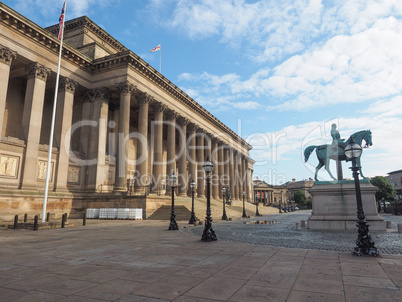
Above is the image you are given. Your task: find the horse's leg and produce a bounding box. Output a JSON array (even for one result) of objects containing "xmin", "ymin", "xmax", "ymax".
[
  {"xmin": 356, "ymin": 158, "xmax": 368, "ymax": 179},
  {"xmin": 325, "ymin": 158, "xmax": 337, "ymax": 181},
  {"xmin": 315, "ymin": 161, "xmax": 324, "ymax": 181}
]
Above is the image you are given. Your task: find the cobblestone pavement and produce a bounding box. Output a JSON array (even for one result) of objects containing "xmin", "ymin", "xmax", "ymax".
[{"xmin": 182, "ymin": 210, "xmax": 402, "ymax": 255}]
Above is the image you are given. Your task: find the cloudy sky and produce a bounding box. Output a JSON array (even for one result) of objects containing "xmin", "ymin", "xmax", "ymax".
[{"xmin": 4, "ymin": 0, "xmax": 402, "ymax": 184}]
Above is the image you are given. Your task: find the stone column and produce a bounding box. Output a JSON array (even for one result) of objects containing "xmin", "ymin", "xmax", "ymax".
[
  {"xmin": 217, "ymin": 142, "xmax": 224, "ymax": 199},
  {"xmin": 238, "ymin": 154, "xmax": 244, "ymax": 198},
  {"xmin": 165, "ymin": 110, "xmax": 177, "ymax": 194},
  {"xmin": 230, "ymin": 148, "xmax": 235, "ymax": 200},
  {"xmin": 20, "ymin": 63, "xmax": 51, "ymax": 189},
  {"xmin": 196, "ymin": 130, "xmax": 205, "ymax": 198},
  {"xmin": 53, "ymin": 78, "xmax": 77, "ymax": 191},
  {"xmin": 224, "ymin": 147, "xmax": 230, "ymax": 198},
  {"xmin": 87, "ymin": 87, "xmax": 110, "ymax": 191},
  {"xmin": 151, "ymin": 101, "xmax": 166, "ymax": 193},
  {"xmin": 136, "ymin": 93, "xmax": 151, "ymax": 188},
  {"xmin": 114, "ymin": 81, "xmax": 135, "ymax": 191},
  {"xmin": 177, "ymin": 117, "xmax": 189, "ymax": 196},
  {"xmin": 211, "ymin": 137, "xmax": 219, "ymax": 200},
  {"xmin": 187, "ymin": 123, "xmax": 198, "ymax": 195},
  {"xmin": 0, "ymin": 46, "xmax": 17, "ymax": 138},
  {"xmin": 244, "ymin": 157, "xmax": 250, "ymax": 202}
]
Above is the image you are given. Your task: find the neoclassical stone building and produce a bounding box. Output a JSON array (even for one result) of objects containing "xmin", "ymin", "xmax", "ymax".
[{"xmin": 0, "ymin": 3, "xmax": 253, "ymax": 219}]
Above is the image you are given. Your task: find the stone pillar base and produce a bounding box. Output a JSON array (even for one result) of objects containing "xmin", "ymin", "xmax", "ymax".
[{"xmin": 308, "ymin": 181, "xmax": 385, "ymax": 231}]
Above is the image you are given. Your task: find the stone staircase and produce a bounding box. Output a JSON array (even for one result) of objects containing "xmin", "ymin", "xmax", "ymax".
[
  {"xmin": 147, "ymin": 205, "xmax": 198, "ymax": 221},
  {"xmin": 148, "ymin": 196, "xmax": 278, "ymax": 221}
]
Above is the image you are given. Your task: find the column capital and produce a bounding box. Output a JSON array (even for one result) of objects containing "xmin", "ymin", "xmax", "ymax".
[
  {"xmin": 25, "ymin": 62, "xmax": 51, "ymax": 81},
  {"xmin": 165, "ymin": 109, "xmax": 178, "ymax": 121},
  {"xmin": 137, "ymin": 92, "xmax": 153, "ymax": 106},
  {"xmin": 116, "ymin": 81, "xmax": 136, "ymax": 95},
  {"xmin": 177, "ymin": 116, "xmax": 190, "ymax": 126},
  {"xmin": 211, "ymin": 136, "xmax": 220, "ymax": 145},
  {"xmin": 151, "ymin": 100, "xmax": 167, "ymax": 113},
  {"xmin": 84, "ymin": 87, "xmax": 110, "ymax": 103},
  {"xmin": 59, "ymin": 77, "xmax": 78, "ymax": 94},
  {"xmin": 187, "ymin": 122, "xmax": 199, "ymax": 132},
  {"xmin": 0, "ymin": 46, "xmax": 17, "ymax": 66}
]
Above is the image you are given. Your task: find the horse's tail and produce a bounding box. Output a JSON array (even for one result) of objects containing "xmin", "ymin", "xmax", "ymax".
[{"xmin": 304, "ymin": 146, "xmax": 317, "ymax": 162}]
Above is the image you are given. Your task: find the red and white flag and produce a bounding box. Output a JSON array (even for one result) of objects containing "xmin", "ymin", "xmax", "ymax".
[
  {"xmin": 150, "ymin": 44, "xmax": 161, "ymax": 52},
  {"xmin": 58, "ymin": 1, "xmax": 66, "ymax": 40}
]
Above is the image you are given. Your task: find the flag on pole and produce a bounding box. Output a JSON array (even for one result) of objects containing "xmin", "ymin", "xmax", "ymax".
[
  {"xmin": 150, "ymin": 44, "xmax": 161, "ymax": 52},
  {"xmin": 58, "ymin": 1, "xmax": 66, "ymax": 40}
]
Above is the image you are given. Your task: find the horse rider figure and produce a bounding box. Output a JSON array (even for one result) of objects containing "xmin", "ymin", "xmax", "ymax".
[{"xmin": 331, "ymin": 124, "xmax": 347, "ymax": 156}]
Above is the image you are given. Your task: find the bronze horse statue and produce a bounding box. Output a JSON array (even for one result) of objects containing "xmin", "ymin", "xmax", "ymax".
[{"xmin": 304, "ymin": 130, "xmax": 372, "ymax": 181}]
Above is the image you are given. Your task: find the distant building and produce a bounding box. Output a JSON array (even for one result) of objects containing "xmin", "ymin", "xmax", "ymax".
[
  {"xmin": 286, "ymin": 178, "xmax": 315, "ymax": 201},
  {"xmin": 386, "ymin": 170, "xmax": 402, "ymax": 199},
  {"xmin": 253, "ymin": 178, "xmax": 314, "ymax": 205}
]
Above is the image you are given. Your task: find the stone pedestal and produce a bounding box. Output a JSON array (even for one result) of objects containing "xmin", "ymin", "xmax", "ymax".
[{"xmin": 308, "ymin": 181, "xmax": 385, "ymax": 231}]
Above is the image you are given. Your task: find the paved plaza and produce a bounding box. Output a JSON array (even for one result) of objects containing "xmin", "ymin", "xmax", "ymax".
[{"xmin": 0, "ymin": 211, "xmax": 401, "ymax": 301}]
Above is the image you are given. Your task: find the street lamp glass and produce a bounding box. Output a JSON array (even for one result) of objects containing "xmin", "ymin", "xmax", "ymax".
[
  {"xmin": 190, "ymin": 180, "xmax": 196, "ymax": 189},
  {"xmin": 222, "ymin": 187, "xmax": 226, "ymax": 193},
  {"xmin": 345, "ymin": 138, "xmax": 363, "ymax": 160},
  {"xmin": 202, "ymin": 156, "xmax": 214, "ymax": 173},
  {"xmin": 242, "ymin": 191, "xmax": 245, "ymax": 196},
  {"xmin": 170, "ymin": 171, "xmax": 177, "ymax": 186}
]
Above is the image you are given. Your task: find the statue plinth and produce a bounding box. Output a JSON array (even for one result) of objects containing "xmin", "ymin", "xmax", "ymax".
[{"xmin": 308, "ymin": 181, "xmax": 385, "ymax": 231}]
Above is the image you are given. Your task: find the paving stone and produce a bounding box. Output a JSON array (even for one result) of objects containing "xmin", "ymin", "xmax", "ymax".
[
  {"xmin": 286, "ymin": 290, "xmax": 345, "ymax": 302},
  {"xmin": 344, "ymin": 285, "xmax": 402, "ymax": 302},
  {"xmin": 229, "ymin": 285, "xmax": 290, "ymax": 302}
]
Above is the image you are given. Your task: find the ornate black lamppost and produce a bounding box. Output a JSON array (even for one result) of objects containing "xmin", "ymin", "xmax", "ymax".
[
  {"xmin": 222, "ymin": 187, "xmax": 227, "ymax": 220},
  {"xmin": 255, "ymin": 193, "xmax": 260, "ymax": 217},
  {"xmin": 168, "ymin": 171, "xmax": 178, "ymax": 230},
  {"xmin": 345, "ymin": 137, "xmax": 379, "ymax": 256},
  {"xmin": 201, "ymin": 157, "xmax": 217, "ymax": 241},
  {"xmin": 242, "ymin": 191, "xmax": 247, "ymax": 218},
  {"xmin": 189, "ymin": 180, "xmax": 197, "ymax": 224}
]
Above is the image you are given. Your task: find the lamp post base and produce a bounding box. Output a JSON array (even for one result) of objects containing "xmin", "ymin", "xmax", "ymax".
[
  {"xmin": 352, "ymin": 220, "xmax": 379, "ymax": 256},
  {"xmin": 201, "ymin": 219, "xmax": 217, "ymax": 241},
  {"xmin": 168, "ymin": 213, "xmax": 178, "ymax": 230},
  {"xmin": 188, "ymin": 212, "xmax": 196, "ymax": 224},
  {"xmin": 222, "ymin": 212, "xmax": 227, "ymax": 220}
]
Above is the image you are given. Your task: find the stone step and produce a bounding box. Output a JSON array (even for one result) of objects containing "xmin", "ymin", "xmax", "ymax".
[{"xmin": 147, "ymin": 205, "xmax": 199, "ymax": 221}]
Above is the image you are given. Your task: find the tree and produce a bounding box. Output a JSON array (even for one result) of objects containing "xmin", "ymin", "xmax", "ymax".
[
  {"xmin": 293, "ymin": 190, "xmax": 307, "ymax": 206},
  {"xmin": 370, "ymin": 176, "xmax": 396, "ymax": 201}
]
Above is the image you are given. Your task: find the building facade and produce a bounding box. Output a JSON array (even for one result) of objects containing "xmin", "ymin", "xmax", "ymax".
[
  {"xmin": 386, "ymin": 170, "xmax": 402, "ymax": 199},
  {"xmin": 253, "ymin": 178, "xmax": 314, "ymax": 206},
  {"xmin": 0, "ymin": 3, "xmax": 253, "ymax": 219}
]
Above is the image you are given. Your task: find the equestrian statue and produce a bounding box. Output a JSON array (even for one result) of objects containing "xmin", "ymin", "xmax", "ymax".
[{"xmin": 304, "ymin": 125, "xmax": 372, "ymax": 181}]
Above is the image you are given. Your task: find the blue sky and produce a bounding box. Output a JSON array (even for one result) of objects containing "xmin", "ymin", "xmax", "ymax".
[{"xmin": 4, "ymin": 0, "xmax": 402, "ymax": 184}]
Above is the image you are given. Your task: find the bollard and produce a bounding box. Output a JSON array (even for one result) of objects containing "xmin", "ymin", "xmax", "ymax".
[
  {"xmin": 398, "ymin": 224, "xmax": 402, "ymax": 233},
  {"xmin": 34, "ymin": 215, "xmax": 39, "ymax": 231},
  {"xmin": 24, "ymin": 213, "xmax": 28, "ymax": 222},
  {"xmin": 46, "ymin": 212, "xmax": 50, "ymax": 222},
  {"xmin": 296, "ymin": 222, "xmax": 301, "ymax": 231},
  {"xmin": 61, "ymin": 213, "xmax": 66, "ymax": 228},
  {"xmin": 301, "ymin": 220, "xmax": 306, "ymax": 228},
  {"xmin": 386, "ymin": 221, "xmax": 392, "ymax": 229},
  {"xmin": 83, "ymin": 211, "xmax": 87, "ymax": 226},
  {"xmin": 13, "ymin": 215, "xmax": 18, "ymax": 230}
]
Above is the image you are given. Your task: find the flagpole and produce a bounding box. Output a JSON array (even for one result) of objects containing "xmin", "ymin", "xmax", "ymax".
[
  {"xmin": 159, "ymin": 44, "xmax": 161, "ymax": 73},
  {"xmin": 42, "ymin": 0, "xmax": 67, "ymax": 222}
]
